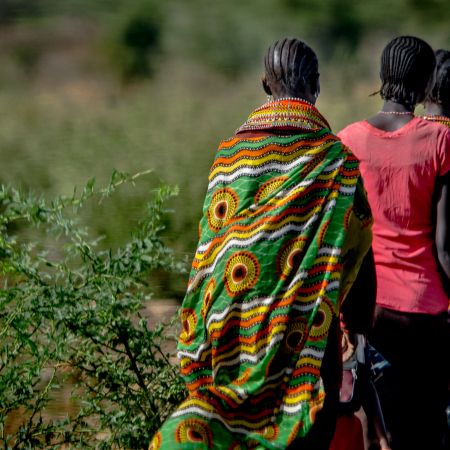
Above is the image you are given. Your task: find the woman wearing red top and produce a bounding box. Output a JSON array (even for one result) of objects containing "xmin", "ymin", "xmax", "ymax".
[{"xmin": 338, "ymin": 36, "xmax": 450, "ymax": 450}]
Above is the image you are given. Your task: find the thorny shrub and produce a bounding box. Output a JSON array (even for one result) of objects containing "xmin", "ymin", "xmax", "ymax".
[{"xmin": 0, "ymin": 171, "xmax": 187, "ymax": 449}]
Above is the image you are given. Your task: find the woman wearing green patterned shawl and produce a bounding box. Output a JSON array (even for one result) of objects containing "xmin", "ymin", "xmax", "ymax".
[{"xmin": 149, "ymin": 38, "xmax": 375, "ymax": 450}]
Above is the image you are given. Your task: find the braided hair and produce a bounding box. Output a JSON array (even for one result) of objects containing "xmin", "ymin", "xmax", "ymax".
[
  {"xmin": 379, "ymin": 36, "xmax": 436, "ymax": 107},
  {"xmin": 264, "ymin": 38, "xmax": 318, "ymax": 97},
  {"xmin": 427, "ymin": 49, "xmax": 450, "ymax": 108}
]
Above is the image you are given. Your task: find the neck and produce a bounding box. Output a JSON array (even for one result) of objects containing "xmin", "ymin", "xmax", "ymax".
[
  {"xmin": 271, "ymin": 96, "xmax": 315, "ymax": 106},
  {"xmin": 272, "ymin": 91, "xmax": 316, "ymax": 106},
  {"xmin": 380, "ymin": 100, "xmax": 415, "ymax": 113},
  {"xmin": 368, "ymin": 99, "xmax": 415, "ymax": 132},
  {"xmin": 424, "ymin": 102, "xmax": 450, "ymax": 118}
]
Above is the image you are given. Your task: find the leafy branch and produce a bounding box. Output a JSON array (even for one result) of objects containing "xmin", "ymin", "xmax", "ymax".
[{"xmin": 0, "ymin": 171, "xmax": 187, "ymax": 449}]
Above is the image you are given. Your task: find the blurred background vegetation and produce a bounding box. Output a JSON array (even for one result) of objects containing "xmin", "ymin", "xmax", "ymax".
[{"xmin": 0, "ymin": 0, "xmax": 448, "ymax": 298}]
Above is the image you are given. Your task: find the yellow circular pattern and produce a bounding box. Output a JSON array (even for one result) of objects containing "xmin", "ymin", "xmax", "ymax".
[
  {"xmin": 207, "ymin": 188, "xmax": 239, "ymax": 232},
  {"xmin": 224, "ymin": 251, "xmax": 260, "ymax": 297},
  {"xmin": 201, "ymin": 277, "xmax": 216, "ymax": 320},
  {"xmin": 277, "ymin": 237, "xmax": 307, "ymax": 279},
  {"xmin": 175, "ymin": 419, "xmax": 213, "ymax": 448},
  {"xmin": 309, "ymin": 390, "xmax": 326, "ymax": 423},
  {"xmin": 254, "ymin": 176, "xmax": 288, "ymax": 203},
  {"xmin": 283, "ymin": 318, "xmax": 307, "ymax": 354},
  {"xmin": 179, "ymin": 308, "xmax": 197, "ymax": 345},
  {"xmin": 148, "ymin": 431, "xmax": 162, "ymax": 450},
  {"xmin": 258, "ymin": 423, "xmax": 279, "ymax": 441},
  {"xmin": 309, "ymin": 298, "xmax": 334, "ymax": 341}
]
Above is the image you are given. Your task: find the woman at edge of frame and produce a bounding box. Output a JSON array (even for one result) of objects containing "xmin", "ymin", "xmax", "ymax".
[
  {"xmin": 423, "ymin": 46, "xmax": 450, "ymax": 450},
  {"xmin": 338, "ymin": 36, "xmax": 450, "ymax": 450},
  {"xmin": 424, "ymin": 49, "xmax": 450, "ymax": 128}
]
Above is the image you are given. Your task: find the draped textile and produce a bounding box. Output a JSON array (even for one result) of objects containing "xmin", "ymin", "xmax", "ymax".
[{"xmin": 149, "ymin": 99, "xmax": 372, "ymax": 449}]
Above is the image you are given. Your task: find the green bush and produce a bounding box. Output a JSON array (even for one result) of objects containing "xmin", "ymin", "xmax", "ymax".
[
  {"xmin": 103, "ymin": 0, "xmax": 164, "ymax": 81},
  {"xmin": 0, "ymin": 0, "xmax": 43, "ymax": 23},
  {"xmin": 0, "ymin": 171, "xmax": 187, "ymax": 449}
]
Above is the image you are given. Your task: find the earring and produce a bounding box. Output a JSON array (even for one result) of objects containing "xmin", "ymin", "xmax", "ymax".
[{"xmin": 267, "ymin": 94, "xmax": 273, "ymax": 103}]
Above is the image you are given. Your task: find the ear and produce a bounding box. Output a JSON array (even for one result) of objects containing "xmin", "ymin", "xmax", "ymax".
[{"xmin": 262, "ymin": 77, "xmax": 272, "ymax": 95}]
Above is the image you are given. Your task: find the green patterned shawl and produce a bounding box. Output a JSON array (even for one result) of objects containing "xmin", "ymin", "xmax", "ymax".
[{"xmin": 150, "ymin": 99, "xmax": 372, "ymax": 450}]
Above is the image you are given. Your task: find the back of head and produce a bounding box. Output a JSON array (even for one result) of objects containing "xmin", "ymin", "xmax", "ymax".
[
  {"xmin": 427, "ymin": 49, "xmax": 450, "ymax": 109},
  {"xmin": 380, "ymin": 35, "xmax": 436, "ymax": 107},
  {"xmin": 264, "ymin": 38, "xmax": 318, "ymax": 98}
]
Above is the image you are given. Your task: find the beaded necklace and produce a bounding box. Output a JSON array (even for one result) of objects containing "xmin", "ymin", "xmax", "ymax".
[
  {"xmin": 237, "ymin": 97, "xmax": 330, "ymax": 133},
  {"xmin": 377, "ymin": 110, "xmax": 414, "ymax": 116},
  {"xmin": 422, "ymin": 114, "xmax": 450, "ymax": 127}
]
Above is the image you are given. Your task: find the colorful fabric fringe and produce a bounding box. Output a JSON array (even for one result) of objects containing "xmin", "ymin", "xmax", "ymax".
[
  {"xmin": 150, "ymin": 99, "xmax": 372, "ymax": 449},
  {"xmin": 422, "ymin": 114, "xmax": 450, "ymax": 127}
]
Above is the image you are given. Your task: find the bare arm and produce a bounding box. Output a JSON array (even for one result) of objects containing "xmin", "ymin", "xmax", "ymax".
[{"xmin": 435, "ymin": 171, "xmax": 450, "ymax": 295}]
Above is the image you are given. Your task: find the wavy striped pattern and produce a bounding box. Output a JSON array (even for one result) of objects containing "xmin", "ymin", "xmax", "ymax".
[{"xmin": 150, "ymin": 99, "xmax": 372, "ymax": 450}]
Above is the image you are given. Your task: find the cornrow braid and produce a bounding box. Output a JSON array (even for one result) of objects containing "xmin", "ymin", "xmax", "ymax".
[
  {"xmin": 264, "ymin": 38, "xmax": 318, "ymax": 96},
  {"xmin": 380, "ymin": 36, "xmax": 436, "ymax": 107},
  {"xmin": 428, "ymin": 49, "xmax": 450, "ymax": 108}
]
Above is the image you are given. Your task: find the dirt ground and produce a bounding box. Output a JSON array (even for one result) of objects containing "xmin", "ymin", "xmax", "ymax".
[{"xmin": 142, "ymin": 298, "xmax": 180, "ymax": 330}]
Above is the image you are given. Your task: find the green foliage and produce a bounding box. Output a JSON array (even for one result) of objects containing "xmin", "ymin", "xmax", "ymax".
[
  {"xmin": 0, "ymin": 0, "xmax": 447, "ymax": 299},
  {"xmin": 0, "ymin": 171, "xmax": 187, "ymax": 449},
  {"xmin": 177, "ymin": 1, "xmax": 260, "ymax": 77},
  {"xmin": 280, "ymin": 0, "xmax": 449, "ymax": 56},
  {"xmin": 10, "ymin": 45, "xmax": 41, "ymax": 77},
  {"xmin": 102, "ymin": 0, "xmax": 164, "ymax": 81},
  {"xmin": 0, "ymin": 0, "xmax": 43, "ymax": 23}
]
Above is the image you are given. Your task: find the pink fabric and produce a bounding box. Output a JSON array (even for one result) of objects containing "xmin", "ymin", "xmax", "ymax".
[{"xmin": 338, "ymin": 117, "xmax": 450, "ymax": 314}]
